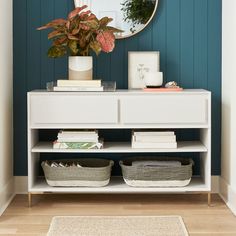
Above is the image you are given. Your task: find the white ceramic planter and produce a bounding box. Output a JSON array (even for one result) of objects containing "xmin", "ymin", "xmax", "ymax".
[
  {"xmin": 144, "ymin": 72, "xmax": 163, "ymax": 88},
  {"xmin": 68, "ymin": 56, "xmax": 93, "ymax": 80}
]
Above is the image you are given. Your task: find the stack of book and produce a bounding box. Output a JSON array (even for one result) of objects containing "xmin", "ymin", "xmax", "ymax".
[
  {"xmin": 53, "ymin": 130, "xmax": 103, "ymax": 149},
  {"xmin": 53, "ymin": 80, "xmax": 103, "ymax": 91},
  {"xmin": 131, "ymin": 131, "xmax": 177, "ymax": 149}
]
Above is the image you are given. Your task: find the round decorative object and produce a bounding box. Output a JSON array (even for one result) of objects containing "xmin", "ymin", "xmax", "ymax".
[
  {"xmin": 74, "ymin": 0, "xmax": 159, "ymax": 39},
  {"xmin": 165, "ymin": 81, "xmax": 178, "ymax": 88},
  {"xmin": 68, "ymin": 56, "xmax": 93, "ymax": 80}
]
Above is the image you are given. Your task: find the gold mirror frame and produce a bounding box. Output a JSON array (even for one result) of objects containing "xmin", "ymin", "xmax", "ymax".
[{"xmin": 74, "ymin": 0, "xmax": 159, "ymax": 39}]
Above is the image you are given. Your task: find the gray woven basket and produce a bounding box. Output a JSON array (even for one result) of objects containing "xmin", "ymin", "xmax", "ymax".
[
  {"xmin": 41, "ymin": 159, "xmax": 114, "ymax": 187},
  {"xmin": 120, "ymin": 157, "xmax": 194, "ymax": 187}
]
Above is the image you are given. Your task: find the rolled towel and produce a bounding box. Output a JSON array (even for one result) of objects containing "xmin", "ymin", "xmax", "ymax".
[{"xmin": 132, "ymin": 160, "xmax": 181, "ymax": 167}]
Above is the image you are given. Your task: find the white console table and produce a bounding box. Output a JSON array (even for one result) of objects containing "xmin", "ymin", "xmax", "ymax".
[{"xmin": 27, "ymin": 89, "xmax": 211, "ymax": 206}]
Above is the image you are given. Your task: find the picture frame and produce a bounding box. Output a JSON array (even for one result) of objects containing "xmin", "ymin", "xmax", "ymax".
[{"xmin": 128, "ymin": 51, "xmax": 160, "ymax": 89}]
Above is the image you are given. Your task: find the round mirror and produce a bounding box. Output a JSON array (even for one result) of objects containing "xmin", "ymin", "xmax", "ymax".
[{"xmin": 74, "ymin": 0, "xmax": 158, "ymax": 39}]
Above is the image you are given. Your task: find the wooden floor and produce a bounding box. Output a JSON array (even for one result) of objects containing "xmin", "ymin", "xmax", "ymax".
[{"xmin": 0, "ymin": 194, "xmax": 236, "ymax": 235}]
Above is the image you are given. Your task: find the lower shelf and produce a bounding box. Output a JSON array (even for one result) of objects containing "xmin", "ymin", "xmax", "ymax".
[{"xmin": 29, "ymin": 176, "xmax": 210, "ymax": 193}]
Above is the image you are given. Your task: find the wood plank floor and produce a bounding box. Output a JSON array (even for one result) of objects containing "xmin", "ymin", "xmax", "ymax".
[{"xmin": 0, "ymin": 194, "xmax": 236, "ymax": 235}]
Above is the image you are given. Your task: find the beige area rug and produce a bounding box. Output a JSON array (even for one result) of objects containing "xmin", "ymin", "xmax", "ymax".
[{"xmin": 47, "ymin": 216, "xmax": 189, "ymax": 236}]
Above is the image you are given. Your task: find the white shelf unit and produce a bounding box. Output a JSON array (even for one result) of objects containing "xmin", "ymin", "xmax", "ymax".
[
  {"xmin": 27, "ymin": 90, "xmax": 211, "ymax": 202},
  {"xmin": 31, "ymin": 177, "xmax": 207, "ymax": 193},
  {"xmin": 32, "ymin": 141, "xmax": 207, "ymax": 153}
]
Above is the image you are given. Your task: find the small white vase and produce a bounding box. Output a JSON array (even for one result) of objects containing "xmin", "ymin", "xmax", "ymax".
[
  {"xmin": 68, "ymin": 56, "xmax": 93, "ymax": 80},
  {"xmin": 144, "ymin": 72, "xmax": 163, "ymax": 88}
]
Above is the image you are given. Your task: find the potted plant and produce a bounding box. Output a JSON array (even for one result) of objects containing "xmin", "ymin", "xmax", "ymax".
[{"xmin": 38, "ymin": 5, "xmax": 122, "ymax": 80}]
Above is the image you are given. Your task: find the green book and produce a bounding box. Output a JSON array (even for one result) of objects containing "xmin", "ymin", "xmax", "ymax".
[{"xmin": 53, "ymin": 140, "xmax": 103, "ymax": 149}]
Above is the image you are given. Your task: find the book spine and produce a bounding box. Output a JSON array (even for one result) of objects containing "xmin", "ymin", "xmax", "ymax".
[
  {"xmin": 134, "ymin": 135, "xmax": 176, "ymax": 143},
  {"xmin": 53, "ymin": 86, "xmax": 103, "ymax": 91},
  {"xmin": 132, "ymin": 142, "xmax": 177, "ymax": 149},
  {"xmin": 133, "ymin": 131, "xmax": 175, "ymax": 136},
  {"xmin": 132, "ymin": 137, "xmax": 177, "ymax": 149},
  {"xmin": 58, "ymin": 130, "xmax": 98, "ymax": 135},
  {"xmin": 57, "ymin": 80, "xmax": 101, "ymax": 87},
  {"xmin": 58, "ymin": 133, "xmax": 98, "ymax": 138},
  {"xmin": 57, "ymin": 137, "xmax": 98, "ymax": 143}
]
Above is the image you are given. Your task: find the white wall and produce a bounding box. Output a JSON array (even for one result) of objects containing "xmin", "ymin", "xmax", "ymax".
[
  {"xmin": 221, "ymin": 0, "xmax": 236, "ymax": 215},
  {"xmin": 0, "ymin": 0, "xmax": 14, "ymax": 215}
]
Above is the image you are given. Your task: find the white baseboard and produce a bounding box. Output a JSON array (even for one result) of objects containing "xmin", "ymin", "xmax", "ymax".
[
  {"xmin": 14, "ymin": 176, "xmax": 28, "ymax": 194},
  {"xmin": 0, "ymin": 178, "xmax": 15, "ymax": 216},
  {"xmin": 219, "ymin": 177, "xmax": 236, "ymax": 215},
  {"xmin": 15, "ymin": 176, "xmax": 220, "ymax": 194}
]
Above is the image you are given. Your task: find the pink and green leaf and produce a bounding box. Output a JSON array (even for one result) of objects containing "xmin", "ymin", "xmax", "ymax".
[
  {"xmin": 48, "ymin": 46, "xmax": 67, "ymax": 58},
  {"xmin": 53, "ymin": 36, "xmax": 68, "ymax": 46},
  {"xmin": 68, "ymin": 40, "xmax": 79, "ymax": 55},
  {"xmin": 68, "ymin": 5, "xmax": 88, "ymax": 20},
  {"xmin": 96, "ymin": 31, "xmax": 115, "ymax": 53},
  {"xmin": 48, "ymin": 30, "xmax": 64, "ymax": 39},
  {"xmin": 99, "ymin": 17, "xmax": 113, "ymax": 27},
  {"xmin": 90, "ymin": 40, "xmax": 101, "ymax": 55},
  {"xmin": 37, "ymin": 18, "xmax": 66, "ymax": 30}
]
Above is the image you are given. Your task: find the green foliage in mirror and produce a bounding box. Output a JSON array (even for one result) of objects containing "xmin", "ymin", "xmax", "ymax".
[{"xmin": 121, "ymin": 0, "xmax": 156, "ymax": 33}]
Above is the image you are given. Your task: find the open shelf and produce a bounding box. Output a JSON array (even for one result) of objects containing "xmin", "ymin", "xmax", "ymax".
[
  {"xmin": 30, "ymin": 176, "xmax": 209, "ymax": 193},
  {"xmin": 32, "ymin": 141, "xmax": 207, "ymax": 153}
]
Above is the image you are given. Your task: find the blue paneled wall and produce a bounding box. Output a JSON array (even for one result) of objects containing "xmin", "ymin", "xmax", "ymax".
[{"xmin": 13, "ymin": 0, "xmax": 221, "ymax": 175}]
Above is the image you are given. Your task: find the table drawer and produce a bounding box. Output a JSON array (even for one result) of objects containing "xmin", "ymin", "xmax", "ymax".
[
  {"xmin": 120, "ymin": 95, "xmax": 208, "ymax": 125},
  {"xmin": 30, "ymin": 95, "xmax": 118, "ymax": 126}
]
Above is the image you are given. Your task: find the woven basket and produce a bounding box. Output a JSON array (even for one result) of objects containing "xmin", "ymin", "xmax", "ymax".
[
  {"xmin": 120, "ymin": 157, "xmax": 194, "ymax": 187},
  {"xmin": 41, "ymin": 159, "xmax": 114, "ymax": 187}
]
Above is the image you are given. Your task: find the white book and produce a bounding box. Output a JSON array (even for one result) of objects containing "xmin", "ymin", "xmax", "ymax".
[
  {"xmin": 58, "ymin": 134, "xmax": 98, "ymax": 140},
  {"xmin": 53, "ymin": 86, "xmax": 104, "ymax": 92},
  {"xmin": 133, "ymin": 131, "xmax": 175, "ymax": 136},
  {"xmin": 57, "ymin": 80, "xmax": 101, "ymax": 87},
  {"xmin": 57, "ymin": 137, "xmax": 99, "ymax": 142},
  {"xmin": 58, "ymin": 133, "xmax": 98, "ymax": 137},
  {"xmin": 134, "ymin": 135, "xmax": 176, "ymax": 143},
  {"xmin": 58, "ymin": 130, "xmax": 98, "ymax": 135},
  {"xmin": 132, "ymin": 137, "xmax": 177, "ymax": 149},
  {"xmin": 132, "ymin": 142, "xmax": 177, "ymax": 149}
]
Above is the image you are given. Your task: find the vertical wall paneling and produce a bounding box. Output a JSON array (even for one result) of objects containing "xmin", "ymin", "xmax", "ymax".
[
  {"xmin": 54, "ymin": 0, "xmax": 68, "ymax": 80},
  {"xmin": 166, "ymin": 0, "xmax": 181, "ymax": 84},
  {"xmin": 207, "ymin": 0, "xmax": 222, "ymax": 174},
  {"xmin": 110, "ymin": 41, "xmax": 125, "ymax": 88},
  {"xmin": 97, "ymin": 53, "xmax": 111, "ymax": 81},
  {"xmin": 194, "ymin": 0, "xmax": 208, "ymax": 88},
  {"xmin": 13, "ymin": 0, "xmax": 28, "ymax": 176},
  {"xmin": 180, "ymin": 0, "xmax": 194, "ymax": 88},
  {"xmin": 138, "ymin": 23, "xmax": 153, "ymax": 51},
  {"xmin": 13, "ymin": 0, "xmax": 222, "ymax": 175},
  {"xmin": 27, "ymin": 0, "xmax": 41, "ymax": 90},
  {"xmin": 40, "ymin": 0, "xmax": 55, "ymax": 87},
  {"xmin": 152, "ymin": 0, "xmax": 167, "ymax": 83}
]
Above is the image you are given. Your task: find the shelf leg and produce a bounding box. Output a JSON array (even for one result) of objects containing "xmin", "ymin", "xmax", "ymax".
[
  {"xmin": 207, "ymin": 192, "xmax": 211, "ymax": 206},
  {"xmin": 28, "ymin": 193, "xmax": 32, "ymax": 208}
]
